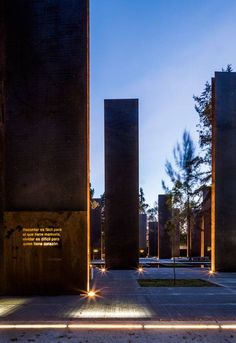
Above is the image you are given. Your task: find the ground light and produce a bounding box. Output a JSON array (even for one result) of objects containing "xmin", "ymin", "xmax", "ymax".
[
  {"xmin": 137, "ymin": 266, "xmax": 144, "ymax": 274},
  {"xmin": 1, "ymin": 323, "xmax": 236, "ymax": 330},
  {"xmin": 100, "ymin": 267, "xmax": 106, "ymax": 274},
  {"xmin": 87, "ymin": 290, "xmax": 96, "ymax": 298},
  {"xmin": 80, "ymin": 288, "xmax": 101, "ymax": 300}
]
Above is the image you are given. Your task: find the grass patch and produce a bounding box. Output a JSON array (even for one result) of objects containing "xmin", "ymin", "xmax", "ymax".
[
  {"xmin": 138, "ymin": 279, "xmax": 217, "ymax": 287},
  {"xmin": 158, "ymin": 263, "xmax": 209, "ymax": 268}
]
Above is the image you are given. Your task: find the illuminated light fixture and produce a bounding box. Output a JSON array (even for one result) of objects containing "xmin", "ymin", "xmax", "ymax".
[
  {"xmin": 221, "ymin": 325, "xmax": 236, "ymax": 329},
  {"xmin": 0, "ymin": 324, "xmax": 67, "ymax": 329},
  {"xmin": 80, "ymin": 287, "xmax": 102, "ymax": 300},
  {"xmin": 137, "ymin": 266, "xmax": 144, "ymax": 273},
  {"xmin": 209, "ymin": 270, "xmax": 214, "ymax": 275},
  {"xmin": 144, "ymin": 324, "xmax": 219, "ymax": 330},
  {"xmin": 139, "ymin": 249, "xmax": 144, "ymax": 254},
  {"xmin": 93, "ymin": 249, "xmax": 99, "ymax": 253},
  {"xmin": 100, "ymin": 267, "xmax": 106, "ymax": 273},
  {"xmin": 0, "ymin": 323, "xmax": 236, "ymax": 330},
  {"xmin": 68, "ymin": 324, "xmax": 143, "ymax": 329},
  {"xmin": 87, "ymin": 290, "xmax": 96, "ymax": 298}
]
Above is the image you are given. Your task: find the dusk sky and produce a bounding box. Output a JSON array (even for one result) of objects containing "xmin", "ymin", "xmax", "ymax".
[{"xmin": 90, "ymin": 0, "xmax": 236, "ymax": 207}]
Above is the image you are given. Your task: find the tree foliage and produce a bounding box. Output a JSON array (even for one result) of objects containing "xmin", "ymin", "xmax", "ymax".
[
  {"xmin": 162, "ymin": 130, "xmax": 202, "ymax": 256},
  {"xmin": 147, "ymin": 202, "xmax": 158, "ymax": 221},
  {"xmin": 193, "ymin": 64, "xmax": 233, "ymax": 184},
  {"xmin": 139, "ymin": 187, "xmax": 149, "ymax": 214}
]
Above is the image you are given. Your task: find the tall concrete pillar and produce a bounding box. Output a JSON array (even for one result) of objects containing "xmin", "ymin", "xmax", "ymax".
[
  {"xmin": 212, "ymin": 72, "xmax": 236, "ymax": 272},
  {"xmin": 148, "ymin": 221, "xmax": 158, "ymax": 257},
  {"xmin": 105, "ymin": 99, "xmax": 139, "ymax": 269},
  {"xmin": 139, "ymin": 213, "xmax": 147, "ymax": 257},
  {"xmin": 0, "ymin": 0, "xmax": 90, "ymax": 294},
  {"xmin": 158, "ymin": 194, "xmax": 172, "ymax": 259}
]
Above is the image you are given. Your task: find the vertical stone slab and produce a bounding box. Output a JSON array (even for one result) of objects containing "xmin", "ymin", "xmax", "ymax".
[
  {"xmin": 158, "ymin": 194, "xmax": 172, "ymax": 259},
  {"xmin": 105, "ymin": 99, "xmax": 139, "ymax": 269},
  {"xmin": 170, "ymin": 209, "xmax": 180, "ymax": 258},
  {"xmin": 0, "ymin": 0, "xmax": 5, "ymax": 283},
  {"xmin": 201, "ymin": 187, "xmax": 211, "ymax": 259},
  {"xmin": 148, "ymin": 221, "xmax": 158, "ymax": 257},
  {"xmin": 171, "ymin": 218, "xmax": 180, "ymax": 258},
  {"xmin": 212, "ymin": 72, "xmax": 236, "ymax": 272},
  {"xmin": 139, "ymin": 213, "xmax": 147, "ymax": 257},
  {"xmin": 0, "ymin": 0, "xmax": 89, "ymax": 294},
  {"xmin": 191, "ymin": 188, "xmax": 211, "ymax": 259},
  {"xmin": 191, "ymin": 211, "xmax": 201, "ymax": 257},
  {"xmin": 90, "ymin": 198, "xmax": 102, "ymax": 260}
]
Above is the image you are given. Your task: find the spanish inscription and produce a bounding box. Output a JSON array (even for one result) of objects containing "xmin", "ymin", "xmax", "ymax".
[{"xmin": 22, "ymin": 228, "xmax": 62, "ymax": 247}]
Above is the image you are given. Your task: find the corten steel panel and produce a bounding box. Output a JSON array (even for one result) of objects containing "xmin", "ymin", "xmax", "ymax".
[
  {"xmin": 148, "ymin": 221, "xmax": 158, "ymax": 257},
  {"xmin": 171, "ymin": 222, "xmax": 180, "ymax": 258},
  {"xmin": 202, "ymin": 187, "xmax": 211, "ymax": 258},
  {"xmin": 0, "ymin": 0, "xmax": 5, "ymax": 283},
  {"xmin": 105, "ymin": 99, "xmax": 139, "ymax": 269},
  {"xmin": 90, "ymin": 198, "xmax": 102, "ymax": 259},
  {"xmin": 212, "ymin": 72, "xmax": 236, "ymax": 272},
  {"xmin": 158, "ymin": 194, "xmax": 172, "ymax": 259},
  {"xmin": 139, "ymin": 213, "xmax": 147, "ymax": 256},
  {"xmin": 4, "ymin": 0, "xmax": 89, "ymax": 211},
  {"xmin": 191, "ymin": 211, "xmax": 201, "ymax": 257},
  {"xmin": 0, "ymin": 0, "xmax": 89, "ymax": 294},
  {"xmin": 1, "ymin": 211, "xmax": 87, "ymax": 295},
  {"xmin": 170, "ymin": 208, "xmax": 180, "ymax": 257}
]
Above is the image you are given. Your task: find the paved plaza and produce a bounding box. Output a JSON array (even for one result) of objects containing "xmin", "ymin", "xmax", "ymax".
[
  {"xmin": 0, "ymin": 267, "xmax": 236, "ymax": 322},
  {"xmin": 0, "ymin": 267, "xmax": 236, "ymax": 341}
]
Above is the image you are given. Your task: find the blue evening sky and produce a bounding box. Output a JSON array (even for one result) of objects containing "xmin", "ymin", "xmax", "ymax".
[{"xmin": 90, "ymin": 0, "xmax": 236, "ymax": 206}]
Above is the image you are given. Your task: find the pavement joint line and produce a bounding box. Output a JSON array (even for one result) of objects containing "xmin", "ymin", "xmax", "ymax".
[{"xmin": 0, "ymin": 322, "xmax": 236, "ymax": 330}]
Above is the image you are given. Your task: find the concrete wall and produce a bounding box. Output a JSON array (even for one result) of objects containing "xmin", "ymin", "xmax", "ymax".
[
  {"xmin": 158, "ymin": 194, "xmax": 172, "ymax": 259},
  {"xmin": 148, "ymin": 221, "xmax": 158, "ymax": 257},
  {"xmin": 212, "ymin": 72, "xmax": 236, "ymax": 272},
  {"xmin": 0, "ymin": 0, "xmax": 89, "ymax": 294},
  {"xmin": 105, "ymin": 99, "xmax": 139, "ymax": 269}
]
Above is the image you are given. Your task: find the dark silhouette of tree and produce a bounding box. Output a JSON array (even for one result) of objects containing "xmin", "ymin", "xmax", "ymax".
[
  {"xmin": 139, "ymin": 187, "xmax": 149, "ymax": 214},
  {"xmin": 90, "ymin": 183, "xmax": 95, "ymax": 200},
  {"xmin": 147, "ymin": 202, "xmax": 158, "ymax": 221},
  {"xmin": 162, "ymin": 130, "xmax": 202, "ymax": 257},
  {"xmin": 193, "ymin": 64, "xmax": 233, "ymax": 184}
]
